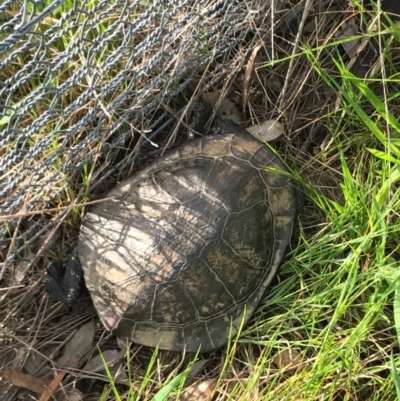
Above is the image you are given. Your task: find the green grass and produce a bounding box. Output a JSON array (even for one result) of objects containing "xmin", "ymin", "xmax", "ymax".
[
  {"xmin": 93, "ymin": 4, "xmax": 400, "ymax": 400},
  {"xmin": 97, "ymin": 75, "xmax": 400, "ymax": 399},
  {"xmin": 1, "ymin": 0, "xmax": 400, "ymax": 400}
]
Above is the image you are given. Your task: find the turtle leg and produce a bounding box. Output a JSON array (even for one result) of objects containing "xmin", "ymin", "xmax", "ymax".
[{"xmin": 43, "ymin": 251, "xmax": 85, "ymax": 304}]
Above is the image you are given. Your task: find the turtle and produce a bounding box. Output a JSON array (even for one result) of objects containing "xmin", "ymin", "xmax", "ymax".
[{"xmin": 44, "ymin": 119, "xmax": 297, "ymax": 352}]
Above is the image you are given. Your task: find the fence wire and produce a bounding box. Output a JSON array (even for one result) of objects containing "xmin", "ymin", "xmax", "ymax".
[{"xmin": 0, "ymin": 0, "xmax": 298, "ymax": 268}]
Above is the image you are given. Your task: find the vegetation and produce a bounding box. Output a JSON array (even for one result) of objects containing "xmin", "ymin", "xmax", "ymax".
[{"xmin": 0, "ymin": 0, "xmax": 399, "ymax": 400}]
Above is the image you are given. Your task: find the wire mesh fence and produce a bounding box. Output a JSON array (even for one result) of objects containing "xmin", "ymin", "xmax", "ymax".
[{"xmin": 0, "ymin": 0, "xmax": 300, "ymax": 269}]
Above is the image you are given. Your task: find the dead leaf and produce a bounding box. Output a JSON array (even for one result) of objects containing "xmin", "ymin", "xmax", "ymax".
[
  {"xmin": 39, "ymin": 371, "xmax": 67, "ymax": 401},
  {"xmin": 110, "ymin": 363, "xmax": 128, "ymax": 382},
  {"xmin": 60, "ymin": 388, "xmax": 85, "ymax": 401},
  {"xmin": 25, "ymin": 347, "xmax": 58, "ymax": 376},
  {"xmin": 243, "ymin": 42, "xmax": 262, "ymax": 112},
  {"xmin": 247, "ymin": 120, "xmax": 284, "ymax": 142},
  {"xmin": 180, "ymin": 378, "xmax": 216, "ymax": 401},
  {"xmin": 336, "ymin": 19, "xmax": 359, "ymax": 59},
  {"xmin": 272, "ymin": 348, "xmax": 302, "ymax": 371},
  {"xmin": 57, "ymin": 320, "xmax": 95, "ymax": 368},
  {"xmin": 186, "ymin": 359, "xmax": 210, "ymax": 384},
  {"xmin": 116, "ymin": 337, "xmax": 129, "ymax": 354},
  {"xmin": 83, "ymin": 349, "xmax": 125, "ymax": 374},
  {"xmin": 203, "ymin": 91, "xmax": 242, "ymax": 123},
  {"xmin": 0, "ymin": 369, "xmax": 51, "ymax": 394}
]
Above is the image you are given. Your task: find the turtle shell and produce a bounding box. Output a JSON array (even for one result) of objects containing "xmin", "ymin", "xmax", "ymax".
[{"xmin": 78, "ymin": 121, "xmax": 296, "ymax": 352}]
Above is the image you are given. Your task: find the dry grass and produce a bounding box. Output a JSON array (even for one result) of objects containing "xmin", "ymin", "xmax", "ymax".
[{"xmin": 1, "ymin": 0, "xmax": 400, "ymax": 400}]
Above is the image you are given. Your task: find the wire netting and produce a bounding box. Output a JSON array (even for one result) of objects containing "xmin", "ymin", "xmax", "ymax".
[{"xmin": 0, "ymin": 0, "xmax": 299, "ymax": 269}]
